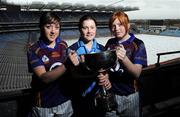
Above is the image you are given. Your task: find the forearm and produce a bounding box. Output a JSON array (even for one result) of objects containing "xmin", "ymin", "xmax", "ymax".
[
  {"xmin": 40, "ymin": 65, "xmax": 66, "ymax": 83},
  {"xmin": 121, "ymin": 57, "xmax": 142, "ymax": 78}
]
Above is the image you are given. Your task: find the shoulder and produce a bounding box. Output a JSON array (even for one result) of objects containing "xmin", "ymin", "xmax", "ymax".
[
  {"xmin": 134, "ymin": 37, "xmax": 144, "ymax": 44},
  {"xmin": 97, "ymin": 43, "xmax": 105, "ymax": 51},
  {"xmin": 133, "ymin": 37, "xmax": 146, "ymax": 49},
  {"xmin": 69, "ymin": 42, "xmax": 79, "ymax": 50},
  {"xmin": 129, "ymin": 33, "xmax": 144, "ymax": 45},
  {"xmin": 106, "ymin": 38, "xmax": 116, "ymax": 45},
  {"xmin": 58, "ymin": 40, "xmax": 68, "ymax": 48},
  {"xmin": 28, "ymin": 41, "xmax": 39, "ymax": 52},
  {"xmin": 105, "ymin": 38, "xmax": 117, "ymax": 50}
]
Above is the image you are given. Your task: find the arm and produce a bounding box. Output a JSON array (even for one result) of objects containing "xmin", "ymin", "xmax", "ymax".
[
  {"xmin": 116, "ymin": 44, "xmax": 142, "ymax": 78},
  {"xmin": 33, "ymin": 64, "xmax": 66, "ymax": 84},
  {"xmin": 121, "ymin": 57, "xmax": 142, "ymax": 78},
  {"xmin": 28, "ymin": 43, "xmax": 67, "ymax": 84}
]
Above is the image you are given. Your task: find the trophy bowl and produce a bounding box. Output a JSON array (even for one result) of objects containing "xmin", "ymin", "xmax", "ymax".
[{"xmin": 83, "ymin": 50, "xmax": 117, "ymax": 72}]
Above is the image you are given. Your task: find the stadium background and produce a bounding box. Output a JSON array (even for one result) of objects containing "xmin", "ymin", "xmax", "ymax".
[{"xmin": 0, "ymin": 1, "xmax": 180, "ymax": 117}]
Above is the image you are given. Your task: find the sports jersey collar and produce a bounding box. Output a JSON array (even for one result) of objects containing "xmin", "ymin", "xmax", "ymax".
[
  {"xmin": 116, "ymin": 33, "xmax": 135, "ymax": 45},
  {"xmin": 76, "ymin": 37, "xmax": 100, "ymax": 55},
  {"xmin": 38, "ymin": 37, "xmax": 61, "ymax": 49}
]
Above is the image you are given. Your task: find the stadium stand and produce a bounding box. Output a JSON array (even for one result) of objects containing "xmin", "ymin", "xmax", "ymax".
[
  {"xmin": 0, "ymin": 32, "xmax": 32, "ymax": 93},
  {"xmin": 0, "ymin": 31, "xmax": 33, "ymax": 117}
]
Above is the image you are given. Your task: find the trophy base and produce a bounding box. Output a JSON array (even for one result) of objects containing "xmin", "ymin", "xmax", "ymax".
[{"xmin": 95, "ymin": 92, "xmax": 117, "ymax": 112}]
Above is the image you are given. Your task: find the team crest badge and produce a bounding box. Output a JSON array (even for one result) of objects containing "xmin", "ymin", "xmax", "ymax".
[{"xmin": 42, "ymin": 55, "xmax": 49, "ymax": 63}]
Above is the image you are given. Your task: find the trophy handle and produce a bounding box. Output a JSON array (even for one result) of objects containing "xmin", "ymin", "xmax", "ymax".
[{"xmin": 102, "ymin": 86, "xmax": 107, "ymax": 95}]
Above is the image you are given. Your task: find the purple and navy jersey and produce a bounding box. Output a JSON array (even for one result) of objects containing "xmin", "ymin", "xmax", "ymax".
[
  {"xmin": 27, "ymin": 37, "xmax": 70, "ymax": 107},
  {"xmin": 105, "ymin": 33, "xmax": 147, "ymax": 96}
]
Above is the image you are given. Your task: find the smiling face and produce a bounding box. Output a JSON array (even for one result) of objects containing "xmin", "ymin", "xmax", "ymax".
[
  {"xmin": 39, "ymin": 12, "xmax": 61, "ymax": 46},
  {"xmin": 43, "ymin": 22, "xmax": 60, "ymax": 43},
  {"xmin": 80, "ymin": 19, "xmax": 97, "ymax": 42}
]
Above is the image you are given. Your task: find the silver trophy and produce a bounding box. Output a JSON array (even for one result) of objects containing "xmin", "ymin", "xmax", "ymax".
[{"xmin": 83, "ymin": 50, "xmax": 117, "ymax": 111}]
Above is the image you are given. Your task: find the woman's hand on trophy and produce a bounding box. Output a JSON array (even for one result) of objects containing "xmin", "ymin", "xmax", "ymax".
[
  {"xmin": 79, "ymin": 54, "xmax": 85, "ymax": 63},
  {"xmin": 116, "ymin": 44, "xmax": 127, "ymax": 62},
  {"xmin": 97, "ymin": 71, "xmax": 112, "ymax": 90},
  {"xmin": 68, "ymin": 50, "xmax": 80, "ymax": 66}
]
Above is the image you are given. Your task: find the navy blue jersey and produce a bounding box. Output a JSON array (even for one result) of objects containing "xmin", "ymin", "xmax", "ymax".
[
  {"xmin": 105, "ymin": 33, "xmax": 147, "ymax": 96},
  {"xmin": 27, "ymin": 37, "xmax": 70, "ymax": 107}
]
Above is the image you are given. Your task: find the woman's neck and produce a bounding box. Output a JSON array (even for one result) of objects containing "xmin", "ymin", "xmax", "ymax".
[
  {"xmin": 47, "ymin": 41, "xmax": 56, "ymax": 48},
  {"xmin": 85, "ymin": 40, "xmax": 93, "ymax": 51},
  {"xmin": 118, "ymin": 33, "xmax": 130, "ymax": 43}
]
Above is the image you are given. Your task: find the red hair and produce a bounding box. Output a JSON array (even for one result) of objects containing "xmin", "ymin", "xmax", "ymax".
[{"xmin": 109, "ymin": 11, "xmax": 129, "ymax": 34}]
